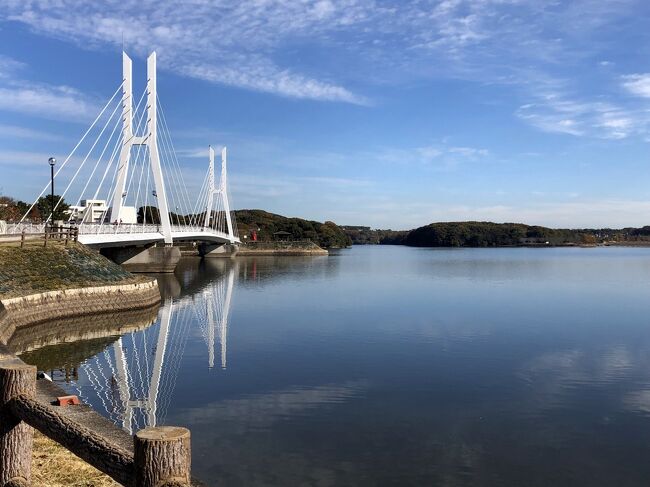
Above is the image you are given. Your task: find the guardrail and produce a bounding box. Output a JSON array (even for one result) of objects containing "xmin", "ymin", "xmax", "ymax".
[
  {"xmin": 0, "ymin": 359, "xmax": 192, "ymax": 487},
  {"xmin": 5, "ymin": 223, "xmax": 212, "ymax": 236},
  {"xmin": 77, "ymin": 223, "xmax": 207, "ymax": 235}
]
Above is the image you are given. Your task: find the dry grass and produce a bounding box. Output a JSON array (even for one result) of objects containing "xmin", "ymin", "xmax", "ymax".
[{"xmin": 32, "ymin": 429, "xmax": 120, "ymax": 487}]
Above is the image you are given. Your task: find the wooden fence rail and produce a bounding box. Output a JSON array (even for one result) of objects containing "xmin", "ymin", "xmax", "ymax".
[
  {"xmin": 0, "ymin": 226, "xmax": 79, "ymax": 248},
  {"xmin": 0, "ymin": 360, "xmax": 191, "ymax": 487}
]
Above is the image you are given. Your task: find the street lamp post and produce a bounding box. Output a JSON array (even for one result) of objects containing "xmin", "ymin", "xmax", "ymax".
[{"xmin": 48, "ymin": 157, "xmax": 56, "ymax": 230}]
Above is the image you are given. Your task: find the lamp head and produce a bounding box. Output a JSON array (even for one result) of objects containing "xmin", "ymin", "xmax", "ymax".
[{"xmin": 48, "ymin": 157, "xmax": 56, "ymax": 166}]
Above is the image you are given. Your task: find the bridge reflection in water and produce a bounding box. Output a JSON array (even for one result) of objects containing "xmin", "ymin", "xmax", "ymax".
[{"xmin": 14, "ymin": 259, "xmax": 237, "ymax": 434}]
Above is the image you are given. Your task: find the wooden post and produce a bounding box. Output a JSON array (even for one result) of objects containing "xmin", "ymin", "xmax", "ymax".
[
  {"xmin": 20, "ymin": 231, "xmax": 24, "ymax": 249},
  {"xmin": 0, "ymin": 360, "xmax": 36, "ymax": 487},
  {"xmin": 134, "ymin": 427, "xmax": 191, "ymax": 487},
  {"xmin": 43, "ymin": 231, "xmax": 47, "ymax": 248}
]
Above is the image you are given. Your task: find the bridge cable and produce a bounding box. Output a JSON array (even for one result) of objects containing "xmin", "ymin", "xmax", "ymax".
[
  {"xmin": 51, "ymin": 96, "xmax": 123, "ymax": 222},
  {"xmin": 19, "ymin": 82, "xmax": 124, "ymax": 224}
]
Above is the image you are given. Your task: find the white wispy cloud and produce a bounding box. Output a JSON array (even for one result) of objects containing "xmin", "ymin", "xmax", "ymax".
[
  {"xmin": 0, "ymin": 0, "xmax": 645, "ymax": 136},
  {"xmin": 516, "ymin": 89, "xmax": 648, "ymax": 140},
  {"xmin": 621, "ymin": 74, "xmax": 650, "ymax": 98},
  {"xmin": 376, "ymin": 143, "xmax": 489, "ymax": 168},
  {"xmin": 175, "ymin": 147, "xmax": 220, "ymax": 159},
  {"xmin": 184, "ymin": 62, "xmax": 369, "ymax": 105},
  {"xmin": 0, "ymin": 84, "xmax": 99, "ymax": 121},
  {"xmin": 0, "ymin": 150, "xmax": 76, "ymax": 167},
  {"xmin": 0, "ymin": 124, "xmax": 60, "ymax": 141},
  {"xmin": 0, "ymin": 54, "xmax": 24, "ymax": 78},
  {"xmin": 1, "ymin": 1, "xmax": 371, "ymax": 104},
  {"xmin": 0, "ymin": 53, "xmax": 100, "ymax": 121}
]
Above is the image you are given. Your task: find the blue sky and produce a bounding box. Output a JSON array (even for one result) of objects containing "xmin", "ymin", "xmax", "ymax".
[{"xmin": 1, "ymin": 0, "xmax": 650, "ymax": 229}]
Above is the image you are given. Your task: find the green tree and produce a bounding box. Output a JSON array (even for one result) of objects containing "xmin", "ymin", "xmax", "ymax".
[
  {"xmin": 36, "ymin": 194, "xmax": 69, "ymax": 222},
  {"xmin": 234, "ymin": 209, "xmax": 351, "ymax": 248},
  {"xmin": 137, "ymin": 206, "xmax": 161, "ymax": 224}
]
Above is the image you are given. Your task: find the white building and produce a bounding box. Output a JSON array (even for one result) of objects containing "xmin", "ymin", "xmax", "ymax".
[
  {"xmin": 68, "ymin": 200, "xmax": 139, "ymax": 224},
  {"xmin": 68, "ymin": 200, "xmax": 109, "ymax": 223},
  {"xmin": 114, "ymin": 206, "xmax": 138, "ymax": 224}
]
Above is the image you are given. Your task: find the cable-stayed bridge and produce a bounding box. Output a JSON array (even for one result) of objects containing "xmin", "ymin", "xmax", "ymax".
[{"xmin": 7, "ymin": 51, "xmax": 240, "ymax": 255}]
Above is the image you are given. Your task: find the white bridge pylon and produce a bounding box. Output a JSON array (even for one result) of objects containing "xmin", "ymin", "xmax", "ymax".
[
  {"xmin": 204, "ymin": 146, "xmax": 237, "ymax": 244},
  {"xmin": 111, "ymin": 52, "xmax": 172, "ymax": 244},
  {"xmin": 9, "ymin": 51, "xmax": 240, "ymax": 248}
]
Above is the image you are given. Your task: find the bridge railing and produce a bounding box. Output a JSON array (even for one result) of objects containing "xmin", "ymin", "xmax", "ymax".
[
  {"xmin": 76, "ymin": 223, "xmax": 217, "ymax": 235},
  {"xmin": 78, "ymin": 223, "xmax": 166, "ymax": 235},
  {"xmin": 3, "ymin": 222, "xmax": 215, "ymax": 235},
  {"xmin": 3, "ymin": 223, "xmax": 46, "ymax": 235}
]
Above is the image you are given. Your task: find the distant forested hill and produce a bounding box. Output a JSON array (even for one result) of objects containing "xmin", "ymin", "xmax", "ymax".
[
  {"xmin": 340, "ymin": 226, "xmax": 408, "ymax": 245},
  {"xmin": 235, "ymin": 209, "xmax": 351, "ymax": 248},
  {"xmin": 403, "ymin": 222, "xmax": 583, "ymax": 247},
  {"xmin": 342, "ymin": 221, "xmax": 625, "ymax": 247}
]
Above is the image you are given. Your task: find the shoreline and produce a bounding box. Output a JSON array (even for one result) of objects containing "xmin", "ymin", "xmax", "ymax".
[
  {"xmin": 237, "ymin": 240, "xmax": 328, "ymax": 256},
  {"xmin": 355, "ymin": 242, "xmax": 650, "ymax": 249}
]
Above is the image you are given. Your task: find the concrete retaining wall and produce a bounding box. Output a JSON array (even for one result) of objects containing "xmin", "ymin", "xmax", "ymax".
[
  {"xmin": 0, "ymin": 281, "xmax": 161, "ymax": 345},
  {"xmin": 238, "ymin": 241, "xmax": 328, "ymax": 256},
  {"xmin": 237, "ymin": 248, "xmax": 328, "ymax": 255}
]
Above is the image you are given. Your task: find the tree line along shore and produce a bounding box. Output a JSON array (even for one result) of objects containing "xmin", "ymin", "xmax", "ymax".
[
  {"xmin": 4, "ymin": 193, "xmax": 650, "ymax": 249},
  {"xmin": 342, "ymin": 222, "xmax": 650, "ymax": 247}
]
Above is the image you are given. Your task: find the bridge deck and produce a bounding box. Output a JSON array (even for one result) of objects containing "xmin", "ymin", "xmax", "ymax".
[{"xmin": 4, "ymin": 223, "xmax": 239, "ymax": 248}]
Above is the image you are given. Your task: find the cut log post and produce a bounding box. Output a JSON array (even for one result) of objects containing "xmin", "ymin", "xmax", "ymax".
[
  {"xmin": 20, "ymin": 231, "xmax": 25, "ymax": 249},
  {"xmin": 134, "ymin": 427, "xmax": 191, "ymax": 487},
  {"xmin": 0, "ymin": 360, "xmax": 36, "ymax": 487}
]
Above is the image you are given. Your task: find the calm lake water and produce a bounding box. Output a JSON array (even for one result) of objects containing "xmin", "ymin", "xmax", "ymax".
[{"xmin": 19, "ymin": 245, "xmax": 650, "ymax": 486}]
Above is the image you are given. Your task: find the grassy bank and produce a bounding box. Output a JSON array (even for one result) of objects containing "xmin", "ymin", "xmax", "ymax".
[
  {"xmin": 0, "ymin": 240, "xmax": 147, "ymax": 299},
  {"xmin": 0, "ymin": 240, "xmax": 155, "ymax": 485},
  {"xmin": 33, "ymin": 430, "xmax": 118, "ymax": 487}
]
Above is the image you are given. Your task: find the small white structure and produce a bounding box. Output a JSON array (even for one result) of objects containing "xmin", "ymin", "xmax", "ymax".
[
  {"xmin": 119, "ymin": 206, "xmax": 138, "ymax": 224},
  {"xmin": 68, "ymin": 199, "xmax": 109, "ymax": 223}
]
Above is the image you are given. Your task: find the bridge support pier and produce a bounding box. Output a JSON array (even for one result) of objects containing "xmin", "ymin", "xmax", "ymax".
[
  {"xmin": 198, "ymin": 243, "xmax": 238, "ymax": 258},
  {"xmin": 101, "ymin": 245, "xmax": 181, "ymax": 273}
]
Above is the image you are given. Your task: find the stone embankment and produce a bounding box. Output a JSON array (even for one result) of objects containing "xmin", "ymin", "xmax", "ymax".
[
  {"xmin": 0, "ymin": 240, "xmax": 161, "ymax": 335},
  {"xmin": 238, "ymin": 240, "xmax": 328, "ymax": 256},
  {"xmin": 0, "ymin": 281, "xmax": 160, "ymax": 344},
  {"xmin": 0, "ymin": 240, "xmax": 172, "ymax": 487}
]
